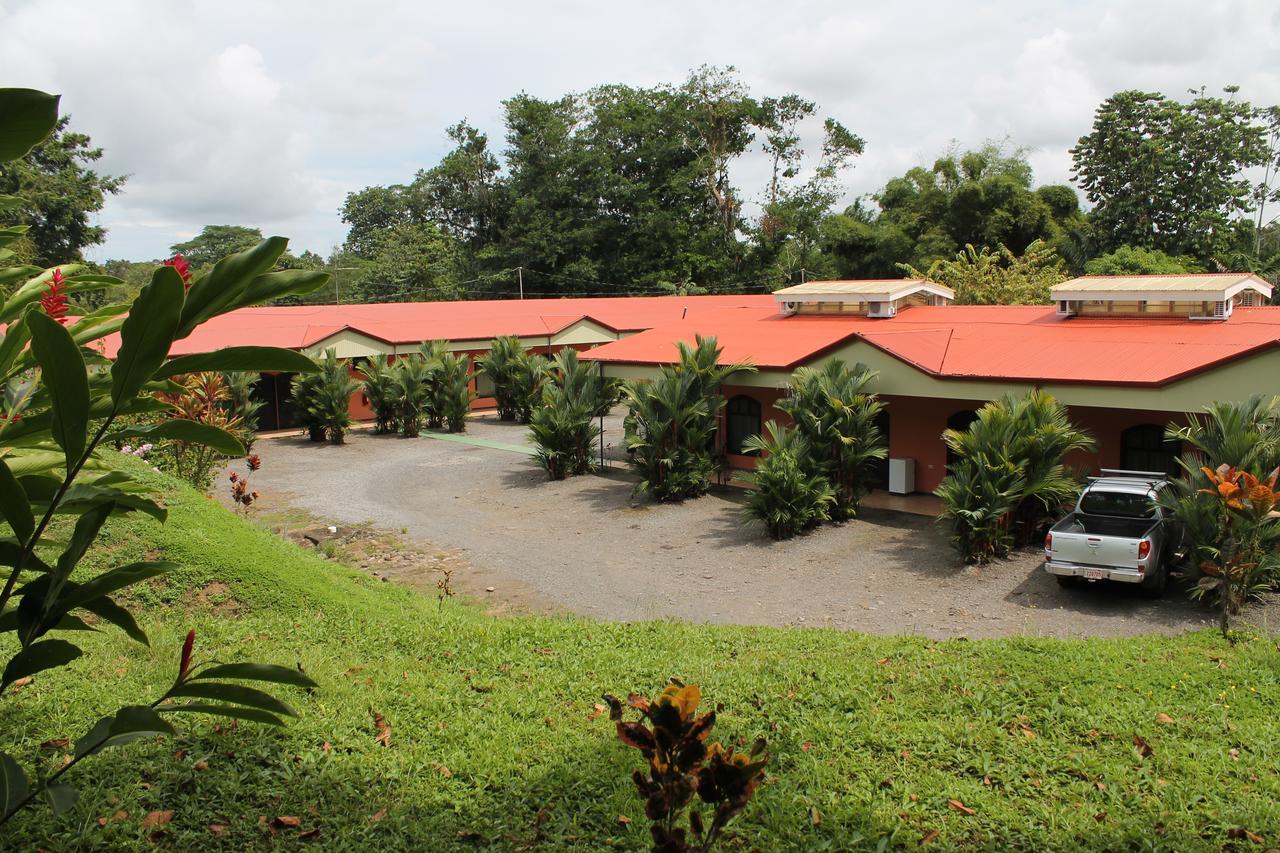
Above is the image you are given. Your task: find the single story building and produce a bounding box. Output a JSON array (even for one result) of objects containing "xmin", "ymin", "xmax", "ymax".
[{"xmin": 580, "ymin": 273, "xmax": 1280, "ymax": 493}]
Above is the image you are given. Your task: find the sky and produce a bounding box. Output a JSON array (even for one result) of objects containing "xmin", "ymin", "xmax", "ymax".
[{"xmin": 0, "ymin": 0, "xmax": 1277, "ymax": 263}]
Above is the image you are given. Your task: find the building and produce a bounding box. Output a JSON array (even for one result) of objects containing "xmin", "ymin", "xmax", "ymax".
[{"xmin": 581, "ymin": 273, "xmax": 1280, "ymax": 493}]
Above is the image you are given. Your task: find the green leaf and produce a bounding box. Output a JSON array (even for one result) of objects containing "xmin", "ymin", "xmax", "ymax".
[
  {"xmin": 26, "ymin": 310, "xmax": 90, "ymax": 470},
  {"xmin": 111, "ymin": 420, "xmax": 244, "ymax": 456},
  {"xmin": 168, "ymin": 681, "xmax": 299, "ymax": 717},
  {"xmin": 79, "ymin": 596, "xmax": 146, "ymax": 645},
  {"xmin": 0, "ymin": 89, "xmax": 59, "ymax": 161},
  {"xmin": 0, "ymin": 608, "xmax": 92, "ymax": 634},
  {"xmin": 156, "ymin": 346, "xmax": 318, "ymax": 379},
  {"xmin": 54, "ymin": 501, "xmax": 115, "ymax": 581},
  {"xmin": 0, "ymin": 540, "xmax": 52, "ymax": 572},
  {"xmin": 2, "ymin": 639, "xmax": 82, "ymax": 691},
  {"xmin": 0, "ymin": 195, "xmax": 25, "ymax": 211},
  {"xmin": 56, "ymin": 561, "xmax": 174, "ymax": 614},
  {"xmin": 0, "ymin": 317, "xmax": 30, "ymax": 372},
  {"xmin": 0, "ymin": 458, "xmax": 33, "ymax": 544},
  {"xmin": 73, "ymin": 706, "xmax": 176, "ymax": 759},
  {"xmin": 159, "ymin": 703, "xmax": 285, "ymax": 726},
  {"xmin": 194, "ymin": 662, "xmax": 317, "ymax": 689},
  {"xmin": 110, "ymin": 266, "xmax": 184, "ymax": 408},
  {"xmin": 240, "ymin": 269, "xmax": 331, "ymax": 306},
  {"xmin": 52, "ymin": 483, "xmax": 167, "ymax": 523},
  {"xmin": 43, "ymin": 783, "xmax": 77, "ymax": 816},
  {"xmin": 177, "ymin": 237, "xmax": 287, "ymax": 338},
  {"xmin": 0, "ymin": 750, "xmax": 30, "ymax": 820}
]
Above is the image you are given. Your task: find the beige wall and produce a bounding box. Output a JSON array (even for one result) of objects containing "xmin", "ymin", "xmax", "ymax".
[
  {"xmin": 302, "ymin": 329, "xmax": 392, "ymax": 359},
  {"xmin": 549, "ymin": 318, "xmax": 620, "ymax": 347}
]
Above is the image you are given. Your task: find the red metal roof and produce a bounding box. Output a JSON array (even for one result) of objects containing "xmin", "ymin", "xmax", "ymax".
[
  {"xmin": 98, "ymin": 294, "xmax": 774, "ymax": 358},
  {"xmin": 581, "ymin": 304, "xmax": 1280, "ymax": 387}
]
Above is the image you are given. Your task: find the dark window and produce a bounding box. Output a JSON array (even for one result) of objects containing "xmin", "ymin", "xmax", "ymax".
[
  {"xmin": 945, "ymin": 409, "xmax": 979, "ymax": 468},
  {"xmin": 1080, "ymin": 489, "xmax": 1157, "ymax": 519},
  {"xmin": 873, "ymin": 408, "xmax": 891, "ymax": 489},
  {"xmin": 725, "ymin": 395, "xmax": 762, "ymax": 456},
  {"xmin": 1120, "ymin": 424, "xmax": 1181, "ymax": 476},
  {"xmin": 251, "ymin": 372, "xmax": 299, "ymax": 432}
]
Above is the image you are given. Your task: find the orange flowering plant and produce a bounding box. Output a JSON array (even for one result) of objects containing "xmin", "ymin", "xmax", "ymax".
[{"xmin": 604, "ymin": 680, "xmax": 768, "ymax": 852}]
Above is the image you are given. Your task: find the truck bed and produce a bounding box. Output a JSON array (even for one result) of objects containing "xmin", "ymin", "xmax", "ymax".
[{"xmin": 1051, "ymin": 513, "xmax": 1158, "ymax": 540}]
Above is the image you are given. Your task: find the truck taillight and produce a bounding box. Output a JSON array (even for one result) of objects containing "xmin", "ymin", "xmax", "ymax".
[
  {"xmin": 1044, "ymin": 533, "xmax": 1052, "ymax": 552},
  {"xmin": 1138, "ymin": 540, "xmax": 1151, "ymax": 560}
]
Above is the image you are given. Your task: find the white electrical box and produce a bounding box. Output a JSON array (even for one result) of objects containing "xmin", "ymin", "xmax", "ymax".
[{"xmin": 888, "ymin": 458, "xmax": 915, "ymax": 495}]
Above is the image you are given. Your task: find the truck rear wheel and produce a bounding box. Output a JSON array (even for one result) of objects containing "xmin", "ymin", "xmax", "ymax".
[{"xmin": 1140, "ymin": 560, "xmax": 1167, "ymax": 598}]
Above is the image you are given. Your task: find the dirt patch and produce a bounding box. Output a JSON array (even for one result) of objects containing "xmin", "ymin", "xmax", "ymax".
[
  {"xmin": 190, "ymin": 581, "xmax": 242, "ymax": 616},
  {"xmin": 237, "ymin": 423, "xmax": 1280, "ymax": 639}
]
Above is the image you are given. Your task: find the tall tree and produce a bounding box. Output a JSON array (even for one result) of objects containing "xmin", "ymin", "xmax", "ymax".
[
  {"xmin": 0, "ymin": 115, "xmax": 125, "ymax": 265},
  {"xmin": 1070, "ymin": 87, "xmax": 1268, "ymax": 259},
  {"xmin": 171, "ymin": 225, "xmax": 264, "ymax": 269}
]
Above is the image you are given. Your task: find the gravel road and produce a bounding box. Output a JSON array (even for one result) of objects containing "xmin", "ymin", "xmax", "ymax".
[{"xmin": 240, "ymin": 415, "xmax": 1272, "ymax": 639}]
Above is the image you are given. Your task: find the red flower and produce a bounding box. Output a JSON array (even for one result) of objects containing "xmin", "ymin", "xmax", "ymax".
[
  {"xmin": 39, "ymin": 269, "xmax": 69, "ymax": 324},
  {"xmin": 246, "ymin": 453, "xmax": 261, "ymax": 472},
  {"xmin": 178, "ymin": 629, "xmax": 196, "ymax": 681},
  {"xmin": 229, "ymin": 471, "xmax": 239, "ymax": 482},
  {"xmin": 164, "ymin": 253, "xmax": 193, "ymax": 287}
]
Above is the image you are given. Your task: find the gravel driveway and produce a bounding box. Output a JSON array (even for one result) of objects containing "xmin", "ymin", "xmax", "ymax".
[{"xmin": 240, "ymin": 414, "xmax": 1271, "ymax": 639}]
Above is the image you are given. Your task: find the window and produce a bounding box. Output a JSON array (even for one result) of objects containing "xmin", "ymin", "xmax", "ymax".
[
  {"xmin": 945, "ymin": 409, "xmax": 979, "ymax": 468},
  {"xmin": 725, "ymin": 395, "xmax": 762, "ymax": 456},
  {"xmin": 474, "ymin": 369, "xmax": 496, "ymax": 397},
  {"xmin": 1120, "ymin": 424, "xmax": 1181, "ymax": 476}
]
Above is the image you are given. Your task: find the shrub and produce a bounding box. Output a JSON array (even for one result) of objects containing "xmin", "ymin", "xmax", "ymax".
[
  {"xmin": 476, "ymin": 335, "xmax": 526, "ymax": 421},
  {"xmin": 392, "ymin": 353, "xmax": 434, "ymax": 438},
  {"xmin": 937, "ymin": 389, "xmax": 1092, "ymax": 563},
  {"xmin": 603, "ymin": 680, "xmax": 768, "ymax": 853},
  {"xmin": 529, "ymin": 348, "xmax": 615, "ymax": 479},
  {"xmin": 306, "ymin": 348, "xmax": 359, "ymax": 444},
  {"xmin": 418, "ymin": 340, "xmax": 449, "ymax": 429},
  {"xmin": 0, "ymin": 85, "xmax": 322, "ymax": 823},
  {"xmin": 358, "ymin": 354, "xmax": 401, "ymax": 434},
  {"xmin": 160, "ymin": 371, "xmax": 244, "ymax": 490},
  {"xmin": 434, "ymin": 351, "xmax": 474, "ymax": 433},
  {"xmin": 223, "ymin": 370, "xmax": 263, "ymax": 451},
  {"xmin": 510, "ymin": 350, "xmax": 549, "ymax": 423},
  {"xmin": 777, "ymin": 359, "xmax": 886, "ymax": 520},
  {"xmin": 740, "ymin": 421, "xmax": 835, "ymax": 539},
  {"xmin": 290, "ymin": 371, "xmax": 327, "ymax": 442}
]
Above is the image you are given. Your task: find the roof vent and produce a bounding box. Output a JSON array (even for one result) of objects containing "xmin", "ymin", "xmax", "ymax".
[
  {"xmin": 1050, "ymin": 273, "xmax": 1272, "ymax": 321},
  {"xmin": 773, "ymin": 279, "xmax": 955, "ymax": 318}
]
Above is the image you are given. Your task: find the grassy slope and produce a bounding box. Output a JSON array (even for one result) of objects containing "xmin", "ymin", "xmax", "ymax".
[{"xmin": 2, "ymin": 468, "xmax": 1279, "ymax": 850}]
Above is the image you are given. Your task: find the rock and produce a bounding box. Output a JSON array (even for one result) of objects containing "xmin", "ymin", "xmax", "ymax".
[{"xmin": 485, "ymin": 586, "xmax": 495, "ymax": 592}]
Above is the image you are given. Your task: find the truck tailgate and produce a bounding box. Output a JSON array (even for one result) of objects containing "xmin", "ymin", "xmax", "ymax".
[{"xmin": 1050, "ymin": 530, "xmax": 1143, "ymax": 568}]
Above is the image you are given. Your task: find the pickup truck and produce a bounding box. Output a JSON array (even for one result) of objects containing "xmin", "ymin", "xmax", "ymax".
[{"xmin": 1043, "ymin": 470, "xmax": 1183, "ymax": 597}]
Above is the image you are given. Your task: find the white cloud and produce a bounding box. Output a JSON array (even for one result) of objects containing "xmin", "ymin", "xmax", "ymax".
[{"xmin": 0, "ymin": 0, "xmax": 1274, "ymax": 260}]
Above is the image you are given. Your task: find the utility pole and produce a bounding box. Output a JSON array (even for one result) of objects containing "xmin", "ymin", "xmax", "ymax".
[
  {"xmin": 517, "ymin": 266, "xmax": 524, "ymax": 300},
  {"xmin": 331, "ymin": 266, "xmax": 358, "ymax": 304},
  {"xmin": 800, "ymin": 268, "xmax": 808, "ymax": 284}
]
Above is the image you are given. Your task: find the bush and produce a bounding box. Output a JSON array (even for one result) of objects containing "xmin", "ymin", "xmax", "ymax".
[
  {"xmin": 937, "ymin": 390, "xmax": 1092, "ymax": 563},
  {"xmin": 776, "ymin": 359, "xmax": 885, "ymax": 520},
  {"xmin": 159, "ymin": 371, "xmax": 244, "ymax": 490},
  {"xmin": 434, "ymin": 351, "xmax": 474, "ymax": 433},
  {"xmin": 290, "ymin": 371, "xmax": 327, "ymax": 442},
  {"xmin": 740, "ymin": 421, "xmax": 835, "ymax": 539},
  {"xmin": 510, "ymin": 350, "xmax": 549, "ymax": 423},
  {"xmin": 306, "ymin": 348, "xmax": 359, "ymax": 444},
  {"xmin": 392, "ymin": 352, "xmax": 434, "ymax": 438},
  {"xmin": 476, "ymin": 335, "xmax": 526, "ymax": 421},
  {"xmin": 530, "ymin": 348, "xmax": 615, "ymax": 479},
  {"xmin": 358, "ymin": 354, "xmax": 400, "ymax": 434},
  {"xmin": 223, "ymin": 370, "xmax": 263, "ymax": 451},
  {"xmin": 418, "ymin": 340, "xmax": 449, "ymax": 429}
]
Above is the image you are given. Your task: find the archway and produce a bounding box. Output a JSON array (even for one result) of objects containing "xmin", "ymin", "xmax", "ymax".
[
  {"xmin": 725, "ymin": 394, "xmax": 763, "ymax": 455},
  {"xmin": 1120, "ymin": 423, "xmax": 1181, "ymax": 476}
]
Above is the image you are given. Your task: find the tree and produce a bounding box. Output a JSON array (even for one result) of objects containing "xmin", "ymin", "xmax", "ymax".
[
  {"xmin": 359, "ymin": 355, "xmax": 400, "ymax": 434},
  {"xmin": 1083, "ymin": 246, "xmax": 1203, "ymax": 276},
  {"xmin": 901, "ymin": 240, "xmax": 1068, "ymax": 305},
  {"xmin": 171, "ymin": 225, "xmax": 265, "ymax": 270},
  {"xmin": 529, "ymin": 349, "xmax": 616, "ymax": 479},
  {"xmin": 1070, "ymin": 87, "xmax": 1269, "ymax": 259},
  {"xmin": 740, "ymin": 422, "xmax": 835, "ymax": 539},
  {"xmin": 305, "ymin": 349, "xmax": 360, "ymax": 444},
  {"xmin": 0, "ymin": 115, "xmax": 125, "ymax": 266}
]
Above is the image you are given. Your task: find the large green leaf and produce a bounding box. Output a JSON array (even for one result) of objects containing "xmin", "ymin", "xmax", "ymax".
[
  {"xmin": 79, "ymin": 595, "xmax": 146, "ymax": 645},
  {"xmin": 194, "ymin": 662, "xmax": 317, "ymax": 688},
  {"xmin": 0, "ymin": 458, "xmax": 33, "ymax": 544},
  {"xmin": 110, "ymin": 265, "xmax": 184, "ymax": 408},
  {"xmin": 156, "ymin": 346, "xmax": 318, "ymax": 379},
  {"xmin": 26, "ymin": 310, "xmax": 90, "ymax": 469},
  {"xmin": 50, "ymin": 483, "xmax": 166, "ymax": 522},
  {"xmin": 56, "ymin": 561, "xmax": 173, "ymax": 613},
  {"xmin": 240, "ymin": 269, "xmax": 331, "ymax": 306},
  {"xmin": 43, "ymin": 783, "xmax": 77, "ymax": 816},
  {"xmin": 0, "ymin": 318, "xmax": 30, "ymax": 374},
  {"xmin": 0, "ymin": 266, "xmax": 84, "ymax": 324},
  {"xmin": 74, "ymin": 706, "xmax": 176, "ymax": 759},
  {"xmin": 2, "ymin": 638, "xmax": 82, "ymax": 691},
  {"xmin": 0, "ymin": 750, "xmax": 29, "ymax": 820},
  {"xmin": 159, "ymin": 703, "xmax": 284, "ymax": 726},
  {"xmin": 111, "ymin": 420, "xmax": 244, "ymax": 456},
  {"xmin": 0, "ymin": 89, "xmax": 59, "ymax": 161},
  {"xmin": 168, "ymin": 681, "xmax": 299, "ymax": 717},
  {"xmin": 177, "ymin": 237, "xmax": 287, "ymax": 338}
]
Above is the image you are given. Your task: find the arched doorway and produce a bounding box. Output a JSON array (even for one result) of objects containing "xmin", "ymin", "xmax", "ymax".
[
  {"xmin": 1120, "ymin": 424, "xmax": 1181, "ymax": 476},
  {"xmin": 725, "ymin": 394, "xmax": 762, "ymax": 455},
  {"xmin": 944, "ymin": 409, "xmax": 979, "ymax": 468}
]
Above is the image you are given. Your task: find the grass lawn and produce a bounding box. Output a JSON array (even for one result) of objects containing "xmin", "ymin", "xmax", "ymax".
[{"xmin": 3, "ymin": 467, "xmax": 1279, "ymax": 850}]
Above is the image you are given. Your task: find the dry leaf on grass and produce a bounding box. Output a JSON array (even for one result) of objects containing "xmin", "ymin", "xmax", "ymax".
[
  {"xmin": 1133, "ymin": 735, "xmax": 1154, "ymax": 757},
  {"xmin": 1226, "ymin": 827, "xmax": 1264, "ymax": 844},
  {"xmin": 142, "ymin": 810, "xmax": 173, "ymax": 830},
  {"xmin": 920, "ymin": 830, "xmax": 940, "ymax": 845},
  {"xmin": 1155, "ymin": 712, "xmax": 1175, "ymax": 725},
  {"xmin": 617, "ymin": 814, "xmax": 631, "ymax": 826},
  {"xmin": 947, "ymin": 799, "xmax": 976, "ymax": 816},
  {"xmin": 40, "ymin": 738, "xmax": 69, "ymax": 750},
  {"xmin": 587, "ymin": 703, "xmax": 606, "ymax": 721},
  {"xmin": 800, "ymin": 741, "xmax": 812, "ymax": 752},
  {"xmin": 208, "ymin": 824, "xmax": 225, "ymax": 835},
  {"xmin": 369, "ymin": 808, "xmax": 388, "ymax": 824},
  {"xmin": 809, "ymin": 807, "xmax": 822, "ymax": 826},
  {"xmin": 373, "ymin": 711, "xmax": 391, "ymax": 747},
  {"xmin": 432, "ymin": 762, "xmax": 452, "ymax": 778},
  {"xmin": 97, "ymin": 810, "xmax": 128, "ymax": 827},
  {"xmin": 272, "ymin": 816, "xmax": 301, "ymax": 829}
]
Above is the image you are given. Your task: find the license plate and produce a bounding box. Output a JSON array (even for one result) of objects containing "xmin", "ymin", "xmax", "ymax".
[{"xmin": 1085, "ymin": 568, "xmax": 1106, "ymax": 580}]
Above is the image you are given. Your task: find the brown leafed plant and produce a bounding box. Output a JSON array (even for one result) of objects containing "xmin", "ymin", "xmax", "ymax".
[{"xmin": 603, "ymin": 680, "xmax": 768, "ymax": 852}]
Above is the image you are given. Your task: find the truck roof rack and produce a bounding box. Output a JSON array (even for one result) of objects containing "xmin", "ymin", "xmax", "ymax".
[{"xmin": 1088, "ymin": 469, "xmax": 1169, "ymax": 487}]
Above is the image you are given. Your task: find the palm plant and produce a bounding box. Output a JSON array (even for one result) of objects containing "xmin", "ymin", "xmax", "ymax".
[
  {"xmin": 510, "ymin": 351, "xmax": 550, "ymax": 423},
  {"xmin": 358, "ymin": 354, "xmax": 401, "ymax": 434},
  {"xmin": 307, "ymin": 348, "xmax": 360, "ymax": 444},
  {"xmin": 434, "ymin": 351, "xmax": 474, "ymax": 433},
  {"xmin": 419, "ymin": 340, "xmax": 449, "ymax": 428},
  {"xmin": 529, "ymin": 348, "xmax": 616, "ymax": 479},
  {"xmin": 740, "ymin": 421, "xmax": 835, "ymax": 539},
  {"xmin": 623, "ymin": 372, "xmax": 716, "ymax": 502},
  {"xmin": 477, "ymin": 335, "xmax": 527, "ymax": 421},
  {"xmin": 290, "ymin": 371, "xmax": 327, "ymax": 442},
  {"xmin": 777, "ymin": 360, "xmax": 886, "ymax": 520},
  {"xmin": 1158, "ymin": 395, "xmax": 1280, "ymax": 627},
  {"xmin": 937, "ymin": 390, "xmax": 1092, "ymax": 563},
  {"xmin": 393, "ymin": 353, "xmax": 434, "ymax": 438},
  {"xmin": 222, "ymin": 371, "xmax": 264, "ymax": 451}
]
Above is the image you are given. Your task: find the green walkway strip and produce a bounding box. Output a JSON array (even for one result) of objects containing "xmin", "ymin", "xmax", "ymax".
[{"xmin": 420, "ymin": 431, "xmax": 536, "ymax": 456}]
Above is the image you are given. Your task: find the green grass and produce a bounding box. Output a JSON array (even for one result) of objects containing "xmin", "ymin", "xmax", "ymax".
[{"xmin": 3, "ymin": 468, "xmax": 1280, "ymax": 850}]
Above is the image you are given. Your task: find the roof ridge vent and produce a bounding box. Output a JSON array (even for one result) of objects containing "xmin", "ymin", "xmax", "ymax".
[
  {"xmin": 773, "ymin": 279, "xmax": 955, "ymax": 318},
  {"xmin": 1050, "ymin": 273, "xmax": 1272, "ymax": 321}
]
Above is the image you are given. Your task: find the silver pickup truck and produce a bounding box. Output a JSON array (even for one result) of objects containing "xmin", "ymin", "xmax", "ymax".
[{"xmin": 1043, "ymin": 470, "xmax": 1183, "ymax": 597}]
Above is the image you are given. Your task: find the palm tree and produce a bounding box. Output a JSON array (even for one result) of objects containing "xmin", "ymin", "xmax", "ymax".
[
  {"xmin": 529, "ymin": 348, "xmax": 618, "ymax": 479},
  {"xmin": 358, "ymin": 355, "xmax": 400, "ymax": 434},
  {"xmin": 418, "ymin": 341, "xmax": 449, "ymax": 428},
  {"xmin": 290, "ymin": 371, "xmax": 327, "ymax": 442},
  {"xmin": 477, "ymin": 336, "xmax": 527, "ymax": 421},
  {"xmin": 623, "ymin": 371, "xmax": 715, "ymax": 502},
  {"xmin": 740, "ymin": 421, "xmax": 835, "ymax": 539},
  {"xmin": 433, "ymin": 352, "xmax": 474, "ymax": 433},
  {"xmin": 393, "ymin": 353, "xmax": 434, "ymax": 438},
  {"xmin": 777, "ymin": 360, "xmax": 887, "ymax": 519},
  {"xmin": 510, "ymin": 351, "xmax": 550, "ymax": 424},
  {"xmin": 306, "ymin": 348, "xmax": 360, "ymax": 444}
]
